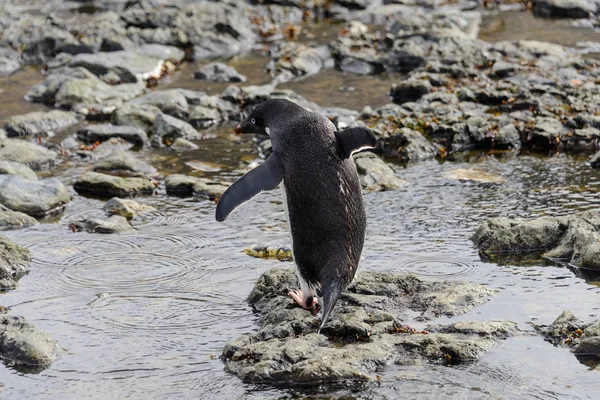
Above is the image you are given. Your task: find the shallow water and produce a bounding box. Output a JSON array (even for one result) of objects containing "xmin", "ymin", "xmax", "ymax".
[{"xmin": 2, "ymin": 8, "xmax": 600, "ymax": 400}]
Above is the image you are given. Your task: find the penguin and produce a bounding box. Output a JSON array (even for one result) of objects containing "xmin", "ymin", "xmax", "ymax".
[{"xmin": 216, "ymin": 99, "xmax": 376, "ymax": 332}]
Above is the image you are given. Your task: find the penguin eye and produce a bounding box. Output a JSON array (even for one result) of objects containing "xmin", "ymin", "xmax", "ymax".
[{"xmin": 251, "ymin": 118, "xmax": 256, "ymax": 124}]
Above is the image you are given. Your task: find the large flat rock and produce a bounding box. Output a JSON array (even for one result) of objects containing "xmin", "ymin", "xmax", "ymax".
[
  {"xmin": 0, "ymin": 139, "xmax": 58, "ymax": 171},
  {"xmin": 4, "ymin": 110, "xmax": 81, "ymax": 138},
  {"xmin": 223, "ymin": 268, "xmax": 517, "ymax": 385},
  {"xmin": 74, "ymin": 171, "xmax": 156, "ymax": 197}
]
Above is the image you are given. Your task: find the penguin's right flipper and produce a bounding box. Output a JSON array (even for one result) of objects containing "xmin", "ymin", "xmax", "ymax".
[
  {"xmin": 334, "ymin": 127, "xmax": 377, "ymax": 159},
  {"xmin": 215, "ymin": 151, "xmax": 284, "ymax": 222}
]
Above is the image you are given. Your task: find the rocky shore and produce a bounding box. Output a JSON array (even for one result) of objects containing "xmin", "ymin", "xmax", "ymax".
[{"xmin": 1, "ymin": 0, "xmax": 600, "ymax": 388}]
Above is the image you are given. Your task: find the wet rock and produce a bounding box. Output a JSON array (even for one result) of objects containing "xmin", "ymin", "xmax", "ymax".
[
  {"xmin": 0, "ymin": 315, "xmax": 60, "ymax": 367},
  {"xmin": 533, "ymin": 0, "xmax": 596, "ymax": 19},
  {"xmin": 70, "ymin": 215, "xmax": 133, "ymax": 233},
  {"xmin": 472, "ymin": 210, "xmax": 600, "ymax": 270},
  {"xmin": 78, "ymin": 124, "xmax": 148, "ymax": 146},
  {"xmin": 381, "ymin": 127, "xmax": 440, "ymax": 162},
  {"xmin": 223, "ymin": 268, "xmax": 512, "ymax": 384},
  {"xmin": 4, "ymin": 110, "xmax": 81, "ymax": 139},
  {"xmin": 188, "ymin": 105, "xmax": 223, "ymax": 129},
  {"xmin": 0, "ymin": 161, "xmax": 38, "ymax": 180},
  {"xmin": 102, "ymin": 197, "xmax": 155, "ymax": 220},
  {"xmin": 55, "ymin": 76, "xmax": 146, "ymax": 110},
  {"xmin": 65, "ymin": 44, "xmax": 184, "ymax": 83},
  {"xmin": 0, "ymin": 205, "xmax": 38, "ymax": 231},
  {"xmin": 589, "ymin": 150, "xmax": 600, "ymax": 168},
  {"xmin": 25, "ymin": 67, "xmax": 97, "ymax": 105},
  {"xmin": 170, "ymin": 138, "xmax": 199, "ymax": 151},
  {"xmin": 194, "ymin": 62, "xmax": 246, "ymax": 83},
  {"xmin": 74, "ymin": 171, "xmax": 156, "ymax": 197},
  {"xmin": 92, "ymin": 150, "xmax": 158, "ymax": 177},
  {"xmin": 152, "ymin": 114, "xmax": 202, "ymax": 147},
  {"xmin": 112, "ymin": 103, "xmax": 162, "ymax": 132},
  {"xmin": 268, "ymin": 43, "xmax": 334, "ymax": 83},
  {"xmin": 243, "ymin": 245, "xmax": 293, "ymax": 262},
  {"xmin": 0, "ymin": 47, "xmax": 20, "ymax": 76},
  {"xmin": 0, "ymin": 176, "xmax": 71, "ymax": 217},
  {"xmin": 353, "ymin": 152, "xmax": 409, "ymax": 190},
  {"xmin": 0, "ymin": 139, "xmax": 58, "ymax": 171},
  {"xmin": 526, "ymin": 117, "xmax": 566, "ymax": 149},
  {"xmin": 75, "ymin": 137, "xmax": 134, "ymax": 161},
  {"xmin": 165, "ymin": 174, "xmax": 229, "ymax": 199},
  {"xmin": 129, "ymin": 90, "xmax": 189, "ymax": 119},
  {"xmin": 442, "ymin": 168, "xmax": 505, "ymax": 184},
  {"xmin": 390, "ymin": 79, "xmax": 432, "ymax": 104},
  {"xmin": 535, "ymin": 310, "xmax": 600, "ymax": 360},
  {"xmin": 0, "ymin": 234, "xmax": 31, "ymax": 290}
]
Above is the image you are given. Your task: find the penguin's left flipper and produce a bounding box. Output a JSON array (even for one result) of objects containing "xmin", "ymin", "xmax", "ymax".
[
  {"xmin": 215, "ymin": 151, "xmax": 284, "ymax": 222},
  {"xmin": 334, "ymin": 127, "xmax": 377, "ymax": 159}
]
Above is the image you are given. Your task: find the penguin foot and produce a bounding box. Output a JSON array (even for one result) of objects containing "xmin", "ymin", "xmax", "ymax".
[{"xmin": 288, "ymin": 289, "xmax": 319, "ymax": 315}]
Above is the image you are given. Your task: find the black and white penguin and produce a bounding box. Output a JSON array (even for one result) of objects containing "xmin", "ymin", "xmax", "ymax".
[{"xmin": 216, "ymin": 99, "xmax": 376, "ymax": 331}]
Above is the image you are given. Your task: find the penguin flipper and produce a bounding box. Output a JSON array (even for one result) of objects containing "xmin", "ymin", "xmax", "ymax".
[
  {"xmin": 215, "ymin": 151, "xmax": 284, "ymax": 222},
  {"xmin": 334, "ymin": 127, "xmax": 377, "ymax": 159}
]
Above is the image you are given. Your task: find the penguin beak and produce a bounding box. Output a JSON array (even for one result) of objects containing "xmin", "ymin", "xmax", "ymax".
[{"xmin": 233, "ymin": 124, "xmax": 243, "ymax": 135}]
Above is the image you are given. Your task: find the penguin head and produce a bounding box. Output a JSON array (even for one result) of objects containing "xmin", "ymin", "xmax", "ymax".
[{"xmin": 233, "ymin": 99, "xmax": 303, "ymax": 137}]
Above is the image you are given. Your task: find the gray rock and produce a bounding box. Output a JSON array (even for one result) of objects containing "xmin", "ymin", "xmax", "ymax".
[
  {"xmin": 269, "ymin": 43, "xmax": 334, "ymax": 83},
  {"xmin": 102, "ymin": 197, "xmax": 155, "ymax": 220},
  {"xmin": 390, "ymin": 79, "xmax": 432, "ymax": 104},
  {"xmin": 574, "ymin": 337, "xmax": 600, "ymax": 354},
  {"xmin": 74, "ymin": 171, "xmax": 156, "ymax": 197},
  {"xmin": 526, "ymin": 117, "xmax": 566, "ymax": 149},
  {"xmin": 25, "ymin": 67, "xmax": 96, "ymax": 105},
  {"xmin": 78, "ymin": 124, "xmax": 148, "ymax": 146},
  {"xmin": 152, "ymin": 114, "xmax": 202, "ymax": 147},
  {"xmin": 0, "ymin": 176, "xmax": 71, "ymax": 217},
  {"xmin": 55, "ymin": 76, "xmax": 146, "ymax": 110},
  {"xmin": 112, "ymin": 103, "xmax": 162, "ymax": 132},
  {"xmin": 165, "ymin": 174, "xmax": 229, "ymax": 199},
  {"xmin": 0, "ymin": 129, "xmax": 5, "ymax": 140},
  {"xmin": 0, "ymin": 161, "xmax": 38, "ymax": 180},
  {"xmin": 0, "ymin": 47, "xmax": 20, "ymax": 76},
  {"xmin": 533, "ymin": 0, "xmax": 596, "ymax": 19},
  {"xmin": 92, "ymin": 150, "xmax": 158, "ymax": 177},
  {"xmin": 589, "ymin": 150, "xmax": 600, "ymax": 168},
  {"xmin": 129, "ymin": 89, "xmax": 189, "ymax": 119},
  {"xmin": 69, "ymin": 215, "xmax": 133, "ymax": 233},
  {"xmin": 0, "ymin": 315, "xmax": 59, "ymax": 367},
  {"xmin": 382, "ymin": 127, "xmax": 440, "ymax": 162},
  {"xmin": 0, "ymin": 139, "xmax": 58, "ymax": 171},
  {"xmin": 170, "ymin": 138, "xmax": 199, "ymax": 151},
  {"xmin": 0, "ymin": 234, "xmax": 30, "ymax": 290},
  {"xmin": 472, "ymin": 210, "xmax": 600, "ymax": 270},
  {"xmin": 223, "ymin": 268, "xmax": 511, "ymax": 384},
  {"xmin": 66, "ymin": 44, "xmax": 185, "ymax": 83},
  {"xmin": 4, "ymin": 110, "xmax": 81, "ymax": 138},
  {"xmin": 194, "ymin": 62, "xmax": 246, "ymax": 82},
  {"xmin": 353, "ymin": 152, "xmax": 409, "ymax": 190},
  {"xmin": 0, "ymin": 205, "xmax": 38, "ymax": 231},
  {"xmin": 188, "ymin": 105, "xmax": 222, "ymax": 129}
]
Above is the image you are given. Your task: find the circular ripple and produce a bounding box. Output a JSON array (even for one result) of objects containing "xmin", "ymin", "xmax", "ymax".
[
  {"xmin": 89, "ymin": 289, "xmax": 247, "ymax": 335},
  {"xmin": 400, "ymin": 259, "xmax": 477, "ymax": 278}
]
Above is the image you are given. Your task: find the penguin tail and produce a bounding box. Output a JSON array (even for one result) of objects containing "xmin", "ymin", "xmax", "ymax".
[{"xmin": 318, "ymin": 280, "xmax": 342, "ymax": 334}]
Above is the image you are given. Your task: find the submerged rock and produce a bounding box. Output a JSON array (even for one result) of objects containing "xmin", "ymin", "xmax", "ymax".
[
  {"xmin": 243, "ymin": 245, "xmax": 293, "ymax": 261},
  {"xmin": 0, "ymin": 161, "xmax": 38, "ymax": 181},
  {"xmin": 194, "ymin": 62, "xmax": 246, "ymax": 83},
  {"xmin": 0, "ymin": 139, "xmax": 58, "ymax": 171},
  {"xmin": 78, "ymin": 124, "xmax": 148, "ymax": 146},
  {"xmin": 443, "ymin": 168, "xmax": 505, "ymax": 184},
  {"xmin": 170, "ymin": 138, "xmax": 199, "ymax": 151},
  {"xmin": 74, "ymin": 171, "xmax": 156, "ymax": 197},
  {"xmin": 223, "ymin": 268, "xmax": 513, "ymax": 385},
  {"xmin": 3, "ymin": 110, "xmax": 81, "ymax": 139},
  {"xmin": 70, "ymin": 215, "xmax": 133, "ymax": 234},
  {"xmin": 102, "ymin": 197, "xmax": 155, "ymax": 220},
  {"xmin": 354, "ymin": 152, "xmax": 408, "ymax": 190},
  {"xmin": 0, "ymin": 176, "xmax": 71, "ymax": 217},
  {"xmin": 165, "ymin": 174, "xmax": 229, "ymax": 200},
  {"xmin": 0, "ymin": 235, "xmax": 31, "ymax": 291},
  {"xmin": 0, "ymin": 315, "xmax": 60, "ymax": 367},
  {"xmin": 472, "ymin": 210, "xmax": 600, "ymax": 270},
  {"xmin": 0, "ymin": 205, "xmax": 38, "ymax": 232}
]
